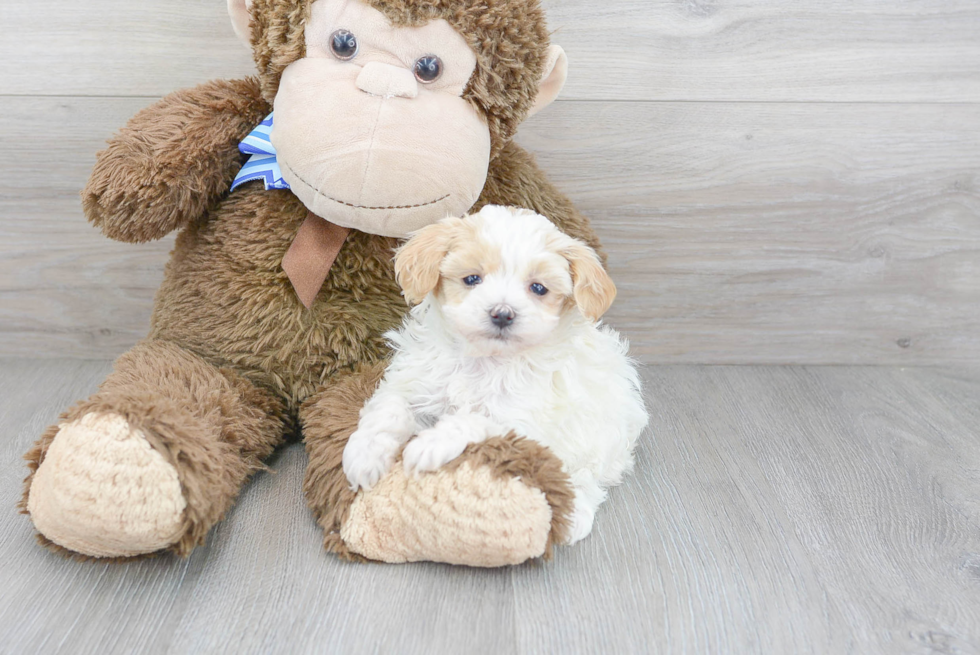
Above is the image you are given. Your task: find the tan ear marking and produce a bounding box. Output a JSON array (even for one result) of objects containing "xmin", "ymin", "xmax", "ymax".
[
  {"xmin": 564, "ymin": 240, "xmax": 617, "ymax": 321},
  {"xmin": 394, "ymin": 219, "xmax": 459, "ymax": 305}
]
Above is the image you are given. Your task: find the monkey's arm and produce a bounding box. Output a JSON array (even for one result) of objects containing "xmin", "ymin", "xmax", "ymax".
[
  {"xmin": 83, "ymin": 77, "xmax": 270, "ymax": 243},
  {"xmin": 476, "ymin": 141, "xmax": 608, "ymax": 266}
]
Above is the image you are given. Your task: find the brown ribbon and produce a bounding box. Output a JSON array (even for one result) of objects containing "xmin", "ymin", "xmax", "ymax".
[{"xmin": 282, "ymin": 211, "xmax": 351, "ymax": 308}]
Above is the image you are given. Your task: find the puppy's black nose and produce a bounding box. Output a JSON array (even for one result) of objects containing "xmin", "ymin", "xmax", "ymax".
[{"xmin": 489, "ymin": 305, "xmax": 516, "ymax": 328}]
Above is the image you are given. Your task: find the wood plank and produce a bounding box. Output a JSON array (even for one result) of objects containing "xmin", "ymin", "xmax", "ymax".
[
  {"xmin": 0, "ymin": 97, "xmax": 166, "ymax": 358},
  {"xmin": 716, "ymin": 367, "xmax": 980, "ymax": 652},
  {"xmin": 1, "ymin": 0, "xmax": 978, "ymax": 102},
  {"xmin": 519, "ymin": 365, "xmax": 980, "ymax": 653},
  {"xmin": 0, "ymin": 0, "xmax": 254, "ymax": 98},
  {"xmin": 546, "ymin": 0, "xmax": 980, "ymax": 102},
  {"xmin": 513, "ymin": 367, "xmax": 851, "ymax": 653},
  {"xmin": 3, "ymin": 361, "xmax": 979, "ymax": 652},
  {"xmin": 164, "ymin": 443, "xmax": 518, "ymax": 655},
  {"xmin": 519, "ymin": 100, "xmax": 980, "ymax": 364},
  {"xmin": 2, "ymin": 96, "xmax": 978, "ymax": 363}
]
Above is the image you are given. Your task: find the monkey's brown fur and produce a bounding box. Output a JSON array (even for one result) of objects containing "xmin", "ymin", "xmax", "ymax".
[
  {"xmin": 22, "ymin": 0, "xmax": 598, "ymax": 562},
  {"xmin": 21, "ymin": 340, "xmax": 288, "ymax": 560}
]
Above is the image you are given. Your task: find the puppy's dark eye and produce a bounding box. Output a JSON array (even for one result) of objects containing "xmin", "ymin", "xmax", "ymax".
[
  {"xmin": 530, "ymin": 283, "xmax": 549, "ymax": 296},
  {"xmin": 414, "ymin": 56, "xmax": 443, "ymax": 83},
  {"xmin": 330, "ymin": 30, "xmax": 358, "ymax": 60},
  {"xmin": 464, "ymin": 275, "xmax": 482, "ymax": 286}
]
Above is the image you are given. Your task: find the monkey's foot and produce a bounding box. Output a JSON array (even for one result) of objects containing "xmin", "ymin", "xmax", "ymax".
[
  {"xmin": 340, "ymin": 437, "xmax": 575, "ymax": 567},
  {"xmin": 26, "ymin": 413, "xmax": 186, "ymax": 558}
]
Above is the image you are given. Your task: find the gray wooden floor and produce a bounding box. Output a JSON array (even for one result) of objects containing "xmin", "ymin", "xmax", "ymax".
[{"xmin": 2, "ymin": 360, "xmax": 979, "ymax": 654}]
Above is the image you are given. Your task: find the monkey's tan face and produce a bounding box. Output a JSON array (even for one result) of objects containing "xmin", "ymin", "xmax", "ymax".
[{"xmin": 271, "ymin": 0, "xmax": 492, "ymax": 237}]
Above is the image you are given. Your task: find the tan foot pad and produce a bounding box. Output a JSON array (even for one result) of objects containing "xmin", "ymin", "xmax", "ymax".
[
  {"xmin": 341, "ymin": 461, "xmax": 553, "ymax": 567},
  {"xmin": 27, "ymin": 412, "xmax": 186, "ymax": 558}
]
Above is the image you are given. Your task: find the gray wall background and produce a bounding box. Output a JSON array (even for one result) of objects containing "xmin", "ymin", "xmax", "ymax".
[{"xmin": 2, "ymin": 0, "xmax": 978, "ymax": 363}]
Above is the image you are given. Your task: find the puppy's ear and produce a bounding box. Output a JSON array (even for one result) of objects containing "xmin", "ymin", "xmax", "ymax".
[
  {"xmin": 563, "ymin": 241, "xmax": 617, "ymax": 321},
  {"xmin": 395, "ymin": 219, "xmax": 457, "ymax": 305}
]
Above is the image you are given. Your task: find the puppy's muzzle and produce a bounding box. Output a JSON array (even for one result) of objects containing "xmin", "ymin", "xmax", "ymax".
[{"xmin": 489, "ymin": 305, "xmax": 516, "ymax": 329}]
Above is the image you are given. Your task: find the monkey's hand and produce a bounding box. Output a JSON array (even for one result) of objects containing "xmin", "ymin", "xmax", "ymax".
[{"xmin": 83, "ymin": 77, "xmax": 270, "ymax": 243}]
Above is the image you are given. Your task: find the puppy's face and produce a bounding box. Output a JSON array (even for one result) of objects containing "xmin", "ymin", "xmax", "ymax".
[{"xmin": 395, "ymin": 205, "xmax": 616, "ymax": 356}]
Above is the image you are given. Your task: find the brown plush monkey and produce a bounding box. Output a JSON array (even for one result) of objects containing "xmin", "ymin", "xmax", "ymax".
[{"xmin": 20, "ymin": 0, "xmax": 605, "ymax": 566}]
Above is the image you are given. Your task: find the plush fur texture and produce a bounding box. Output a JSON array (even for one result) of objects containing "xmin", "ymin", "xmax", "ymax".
[
  {"xmin": 343, "ymin": 206, "xmax": 647, "ymax": 544},
  {"xmin": 300, "ymin": 363, "xmax": 384, "ymax": 561},
  {"xmin": 302, "ymin": 362, "xmax": 573, "ymax": 563},
  {"xmin": 22, "ymin": 340, "xmax": 287, "ymax": 558},
  {"xmin": 84, "ymin": 78, "xmax": 271, "ymax": 244},
  {"xmin": 22, "ymin": 0, "xmax": 603, "ymax": 564},
  {"xmin": 247, "ymin": 0, "xmax": 551, "ymax": 157}
]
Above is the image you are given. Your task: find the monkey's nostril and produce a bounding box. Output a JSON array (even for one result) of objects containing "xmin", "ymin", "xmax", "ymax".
[{"xmin": 489, "ymin": 305, "xmax": 516, "ymax": 328}]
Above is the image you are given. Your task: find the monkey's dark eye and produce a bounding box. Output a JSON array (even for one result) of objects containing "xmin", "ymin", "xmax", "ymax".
[
  {"xmin": 530, "ymin": 283, "xmax": 548, "ymax": 296},
  {"xmin": 329, "ymin": 30, "xmax": 358, "ymax": 60},
  {"xmin": 464, "ymin": 275, "xmax": 482, "ymax": 287},
  {"xmin": 414, "ymin": 56, "xmax": 443, "ymax": 83}
]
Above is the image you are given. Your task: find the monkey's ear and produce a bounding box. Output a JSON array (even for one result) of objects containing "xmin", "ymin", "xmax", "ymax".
[
  {"xmin": 527, "ymin": 45, "xmax": 568, "ymax": 118},
  {"xmin": 563, "ymin": 240, "xmax": 617, "ymax": 321},
  {"xmin": 228, "ymin": 0, "xmax": 253, "ymax": 48},
  {"xmin": 394, "ymin": 219, "xmax": 458, "ymax": 305}
]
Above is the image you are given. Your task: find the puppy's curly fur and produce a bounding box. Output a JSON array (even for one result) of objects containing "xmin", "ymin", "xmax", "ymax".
[{"xmin": 344, "ymin": 206, "xmax": 648, "ymax": 545}]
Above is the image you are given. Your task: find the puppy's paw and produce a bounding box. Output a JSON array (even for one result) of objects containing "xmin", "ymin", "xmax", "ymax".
[
  {"xmin": 343, "ymin": 430, "xmax": 402, "ymax": 492},
  {"xmin": 402, "ymin": 427, "xmax": 469, "ymax": 476},
  {"xmin": 564, "ymin": 501, "xmax": 596, "ymax": 545}
]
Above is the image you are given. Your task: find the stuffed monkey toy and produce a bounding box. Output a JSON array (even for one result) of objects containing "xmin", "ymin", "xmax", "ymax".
[{"xmin": 20, "ymin": 0, "xmax": 607, "ymax": 567}]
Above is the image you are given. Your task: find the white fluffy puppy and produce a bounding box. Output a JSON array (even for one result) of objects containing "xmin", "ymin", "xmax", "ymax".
[{"xmin": 342, "ymin": 205, "xmax": 648, "ymax": 544}]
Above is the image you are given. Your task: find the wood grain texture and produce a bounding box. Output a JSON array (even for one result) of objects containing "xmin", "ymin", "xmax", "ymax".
[
  {"xmin": 0, "ymin": 97, "xmax": 166, "ymax": 358},
  {"xmin": 524, "ymin": 101, "xmax": 980, "ymax": 364},
  {"xmin": 2, "ymin": 97, "xmax": 978, "ymax": 363},
  {"xmin": 2, "ymin": 360, "xmax": 979, "ymax": 653},
  {"xmin": 545, "ymin": 0, "xmax": 980, "ymax": 102},
  {"xmin": 1, "ymin": 0, "xmax": 979, "ymax": 101},
  {"xmin": 0, "ymin": 0, "xmax": 255, "ymax": 98}
]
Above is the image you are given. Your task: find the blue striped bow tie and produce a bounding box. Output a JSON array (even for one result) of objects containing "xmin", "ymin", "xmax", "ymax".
[{"xmin": 231, "ymin": 113, "xmax": 291, "ymax": 191}]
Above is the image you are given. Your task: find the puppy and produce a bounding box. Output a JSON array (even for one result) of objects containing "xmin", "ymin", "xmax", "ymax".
[{"xmin": 342, "ymin": 205, "xmax": 648, "ymax": 544}]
